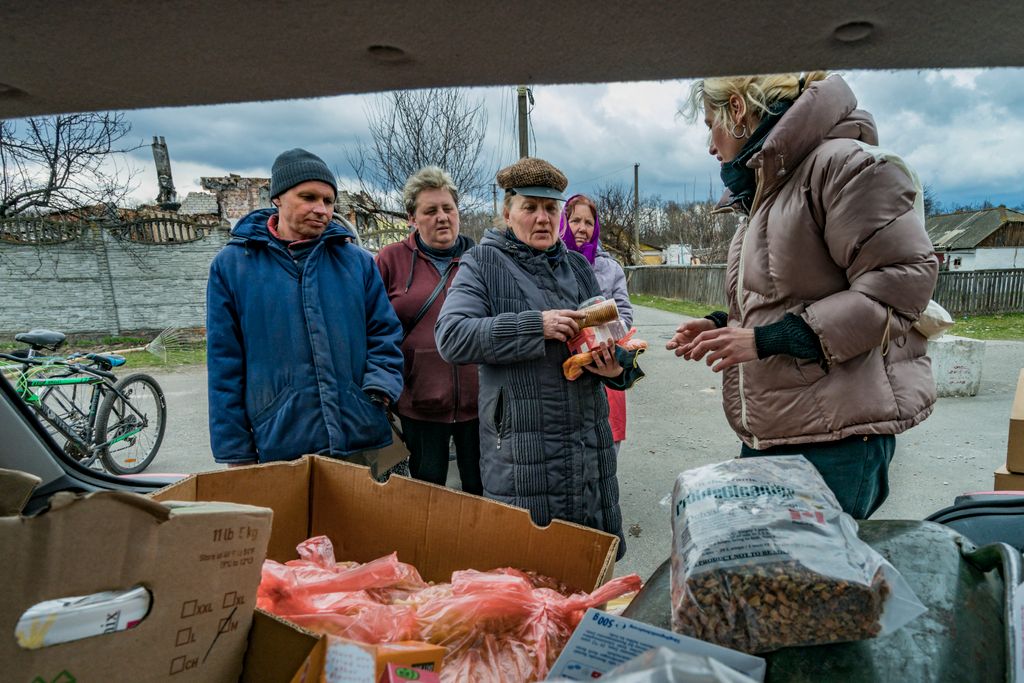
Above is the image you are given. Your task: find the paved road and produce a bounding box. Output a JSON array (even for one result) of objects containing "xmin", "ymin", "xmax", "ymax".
[{"xmin": 148, "ymin": 304, "xmax": 1024, "ymax": 581}]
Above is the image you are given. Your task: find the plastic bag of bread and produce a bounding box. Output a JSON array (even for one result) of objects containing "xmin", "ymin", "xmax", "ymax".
[
  {"xmin": 670, "ymin": 456, "xmax": 926, "ymax": 653},
  {"xmin": 563, "ymin": 294, "xmax": 648, "ymax": 382}
]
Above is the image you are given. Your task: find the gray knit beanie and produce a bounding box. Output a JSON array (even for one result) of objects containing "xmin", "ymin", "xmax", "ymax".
[{"xmin": 270, "ymin": 148, "xmax": 337, "ymax": 199}]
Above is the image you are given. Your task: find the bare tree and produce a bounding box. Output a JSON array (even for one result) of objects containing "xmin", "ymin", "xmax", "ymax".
[
  {"xmin": 0, "ymin": 112, "xmax": 138, "ymax": 219},
  {"xmin": 663, "ymin": 200, "xmax": 739, "ymax": 264},
  {"xmin": 922, "ymin": 184, "xmax": 942, "ymax": 216},
  {"xmin": 457, "ymin": 209, "xmax": 497, "ymax": 244},
  {"xmin": 348, "ymin": 89, "xmax": 489, "ymax": 215},
  {"xmin": 592, "ymin": 182, "xmax": 661, "ymax": 265}
]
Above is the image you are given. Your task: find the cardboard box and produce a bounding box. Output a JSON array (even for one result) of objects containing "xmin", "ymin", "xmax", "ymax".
[
  {"xmin": 153, "ymin": 456, "xmax": 620, "ymax": 683},
  {"xmin": 548, "ymin": 608, "xmax": 766, "ymax": 681},
  {"xmin": 994, "ymin": 464, "xmax": 1024, "ymax": 491},
  {"xmin": 290, "ymin": 637, "xmax": 444, "ymax": 683},
  {"xmin": 0, "ymin": 475, "xmax": 272, "ymax": 682},
  {"xmin": 378, "ymin": 662, "xmax": 440, "ymax": 683},
  {"xmin": 1008, "ymin": 369, "xmax": 1024, "ymax": 473}
]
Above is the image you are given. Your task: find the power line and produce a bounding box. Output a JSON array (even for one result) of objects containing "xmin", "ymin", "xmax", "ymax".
[
  {"xmin": 529, "ymin": 111, "xmax": 536, "ymax": 157},
  {"xmin": 506, "ymin": 88, "xmax": 518, "ymax": 165},
  {"xmin": 495, "ymin": 88, "xmax": 508, "ymax": 170},
  {"xmin": 571, "ymin": 164, "xmax": 634, "ymax": 187}
]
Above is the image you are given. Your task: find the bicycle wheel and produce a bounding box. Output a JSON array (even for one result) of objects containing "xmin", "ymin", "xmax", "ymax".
[{"xmin": 95, "ymin": 373, "xmax": 167, "ymax": 475}]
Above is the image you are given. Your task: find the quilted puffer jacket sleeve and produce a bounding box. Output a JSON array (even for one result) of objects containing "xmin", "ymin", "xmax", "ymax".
[
  {"xmin": 802, "ymin": 148, "xmax": 938, "ymax": 365},
  {"xmin": 435, "ymin": 249, "xmax": 546, "ymax": 365}
]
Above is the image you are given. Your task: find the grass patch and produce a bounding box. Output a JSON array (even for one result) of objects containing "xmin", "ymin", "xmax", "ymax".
[
  {"xmin": 0, "ymin": 332, "xmax": 207, "ymax": 369},
  {"xmin": 100, "ymin": 335, "xmax": 147, "ymax": 346},
  {"xmin": 119, "ymin": 347, "xmax": 207, "ymax": 369},
  {"xmin": 950, "ymin": 313, "xmax": 1024, "ymax": 341},
  {"xmin": 631, "ymin": 294, "xmax": 723, "ymax": 319}
]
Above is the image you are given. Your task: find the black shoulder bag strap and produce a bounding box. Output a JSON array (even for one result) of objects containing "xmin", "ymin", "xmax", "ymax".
[{"xmin": 403, "ymin": 261, "xmax": 456, "ymax": 340}]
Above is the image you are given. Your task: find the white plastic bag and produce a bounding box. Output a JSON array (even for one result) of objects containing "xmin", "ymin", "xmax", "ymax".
[
  {"xmin": 568, "ymin": 647, "xmax": 757, "ymax": 683},
  {"xmin": 670, "ymin": 456, "xmax": 926, "ymax": 653},
  {"xmin": 913, "ymin": 299, "xmax": 955, "ymax": 340}
]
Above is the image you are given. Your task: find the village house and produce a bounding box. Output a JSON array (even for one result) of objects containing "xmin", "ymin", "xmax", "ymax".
[{"xmin": 926, "ymin": 206, "xmax": 1024, "ymax": 271}]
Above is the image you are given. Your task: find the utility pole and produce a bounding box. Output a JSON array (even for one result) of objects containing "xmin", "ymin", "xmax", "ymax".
[
  {"xmin": 517, "ymin": 86, "xmax": 530, "ymax": 158},
  {"xmin": 492, "ymin": 183, "xmax": 498, "ymax": 218},
  {"xmin": 633, "ymin": 163, "xmax": 640, "ymax": 261}
]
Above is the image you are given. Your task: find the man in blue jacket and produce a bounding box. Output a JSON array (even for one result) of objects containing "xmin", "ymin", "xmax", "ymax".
[{"xmin": 206, "ymin": 148, "xmax": 404, "ymax": 467}]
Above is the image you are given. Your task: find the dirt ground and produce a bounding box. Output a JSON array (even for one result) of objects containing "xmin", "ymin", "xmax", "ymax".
[{"xmin": 148, "ymin": 304, "xmax": 1024, "ymax": 581}]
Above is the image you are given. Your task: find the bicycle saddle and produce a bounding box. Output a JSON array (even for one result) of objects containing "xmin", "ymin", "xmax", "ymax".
[
  {"xmin": 84, "ymin": 353, "xmax": 126, "ymax": 369},
  {"xmin": 15, "ymin": 329, "xmax": 67, "ymax": 350}
]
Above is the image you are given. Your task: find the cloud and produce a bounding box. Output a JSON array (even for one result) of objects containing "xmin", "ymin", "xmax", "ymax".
[{"xmin": 80, "ymin": 68, "xmax": 1024, "ymax": 211}]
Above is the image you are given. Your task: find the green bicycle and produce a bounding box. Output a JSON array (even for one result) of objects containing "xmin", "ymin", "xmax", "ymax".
[{"xmin": 0, "ymin": 329, "xmax": 167, "ymax": 475}]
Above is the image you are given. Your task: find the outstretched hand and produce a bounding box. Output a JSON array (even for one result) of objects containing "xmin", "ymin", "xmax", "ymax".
[
  {"xmin": 666, "ymin": 318, "xmax": 716, "ymax": 356},
  {"xmin": 676, "ymin": 327, "xmax": 757, "ymax": 372}
]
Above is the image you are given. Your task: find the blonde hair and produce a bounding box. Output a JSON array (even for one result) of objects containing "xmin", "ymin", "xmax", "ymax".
[
  {"xmin": 402, "ymin": 166, "xmax": 459, "ymax": 216},
  {"xmin": 681, "ymin": 71, "xmax": 829, "ymax": 129}
]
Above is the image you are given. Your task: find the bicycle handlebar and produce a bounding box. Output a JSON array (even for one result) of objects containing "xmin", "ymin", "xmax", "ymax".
[{"xmin": 0, "ymin": 352, "xmax": 118, "ymax": 381}]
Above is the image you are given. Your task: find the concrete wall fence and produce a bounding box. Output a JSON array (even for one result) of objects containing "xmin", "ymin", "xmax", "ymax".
[
  {"xmin": 625, "ymin": 265, "xmax": 1024, "ymax": 316},
  {"xmin": 5, "ymin": 237, "xmax": 1020, "ymax": 338},
  {"xmin": 1, "ymin": 224, "xmax": 230, "ymax": 336}
]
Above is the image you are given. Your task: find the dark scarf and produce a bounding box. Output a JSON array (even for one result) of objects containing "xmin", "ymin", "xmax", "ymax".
[
  {"xmin": 720, "ymin": 99, "xmax": 794, "ymax": 213},
  {"xmin": 504, "ymin": 228, "xmax": 564, "ymax": 266},
  {"xmin": 414, "ymin": 232, "xmax": 473, "ymax": 259}
]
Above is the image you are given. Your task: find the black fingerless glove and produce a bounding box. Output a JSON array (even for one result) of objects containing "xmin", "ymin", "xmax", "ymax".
[{"xmin": 753, "ymin": 313, "xmax": 824, "ymax": 361}]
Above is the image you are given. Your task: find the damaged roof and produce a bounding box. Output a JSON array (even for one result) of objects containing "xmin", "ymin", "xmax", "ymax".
[{"xmin": 925, "ymin": 206, "xmax": 1024, "ymax": 250}]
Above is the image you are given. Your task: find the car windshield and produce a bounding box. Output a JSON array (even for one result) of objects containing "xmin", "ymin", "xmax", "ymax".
[{"xmin": 2, "ymin": 67, "xmax": 1023, "ymax": 577}]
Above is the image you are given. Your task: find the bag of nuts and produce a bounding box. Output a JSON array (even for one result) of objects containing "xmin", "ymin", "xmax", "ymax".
[{"xmin": 670, "ymin": 456, "xmax": 925, "ymax": 653}]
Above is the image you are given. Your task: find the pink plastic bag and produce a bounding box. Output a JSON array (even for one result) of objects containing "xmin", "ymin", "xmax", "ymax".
[
  {"xmin": 258, "ymin": 536, "xmax": 643, "ymax": 682},
  {"xmin": 258, "ymin": 549, "xmax": 427, "ymax": 614}
]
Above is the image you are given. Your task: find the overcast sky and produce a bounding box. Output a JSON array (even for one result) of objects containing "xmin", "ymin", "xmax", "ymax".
[{"xmin": 117, "ymin": 68, "xmax": 1024, "ymax": 213}]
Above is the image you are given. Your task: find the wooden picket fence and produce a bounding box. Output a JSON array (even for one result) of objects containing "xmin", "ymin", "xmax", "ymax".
[
  {"xmin": 626, "ymin": 265, "xmax": 1024, "ymax": 316},
  {"xmin": 625, "ymin": 266, "xmax": 728, "ymax": 307},
  {"xmin": 932, "ymin": 268, "xmax": 1024, "ymax": 316}
]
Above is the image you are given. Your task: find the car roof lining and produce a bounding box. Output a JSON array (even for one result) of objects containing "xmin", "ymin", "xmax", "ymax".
[{"xmin": 2, "ymin": 0, "xmax": 1023, "ymax": 118}]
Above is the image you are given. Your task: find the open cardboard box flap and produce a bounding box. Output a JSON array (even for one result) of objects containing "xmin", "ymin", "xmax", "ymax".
[
  {"xmin": 153, "ymin": 456, "xmax": 620, "ymax": 682},
  {"xmin": 154, "ymin": 456, "xmax": 618, "ymax": 587},
  {"xmin": 1007, "ymin": 368, "xmax": 1024, "ymax": 473},
  {"xmin": 0, "ymin": 467, "xmax": 40, "ymax": 515},
  {"xmin": 0, "ymin": 469, "xmax": 273, "ymax": 682}
]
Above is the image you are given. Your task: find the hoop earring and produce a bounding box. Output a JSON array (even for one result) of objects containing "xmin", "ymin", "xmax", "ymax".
[{"xmin": 729, "ymin": 122, "xmax": 748, "ymax": 139}]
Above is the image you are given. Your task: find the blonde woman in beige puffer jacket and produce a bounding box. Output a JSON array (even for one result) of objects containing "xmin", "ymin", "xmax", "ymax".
[{"xmin": 667, "ymin": 72, "xmax": 937, "ymax": 519}]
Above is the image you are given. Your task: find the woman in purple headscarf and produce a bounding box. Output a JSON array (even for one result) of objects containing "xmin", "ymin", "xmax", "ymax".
[{"xmin": 560, "ymin": 194, "xmax": 634, "ymax": 453}]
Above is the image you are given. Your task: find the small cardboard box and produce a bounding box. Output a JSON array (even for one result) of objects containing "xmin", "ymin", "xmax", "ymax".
[
  {"xmin": 154, "ymin": 456, "xmax": 620, "ymax": 683},
  {"xmin": 994, "ymin": 464, "xmax": 1024, "ymax": 491},
  {"xmin": 378, "ymin": 662, "xmax": 440, "ymax": 683},
  {"xmin": 289, "ymin": 636, "xmax": 445, "ymax": 683},
  {"xmin": 0, "ymin": 473, "xmax": 272, "ymax": 683},
  {"xmin": 1008, "ymin": 369, "xmax": 1024, "ymax": 473}
]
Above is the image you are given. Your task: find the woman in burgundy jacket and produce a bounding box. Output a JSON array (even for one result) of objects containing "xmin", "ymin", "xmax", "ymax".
[{"xmin": 375, "ymin": 166, "xmax": 481, "ymax": 493}]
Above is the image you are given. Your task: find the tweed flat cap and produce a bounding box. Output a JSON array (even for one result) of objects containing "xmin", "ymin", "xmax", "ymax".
[{"xmin": 496, "ymin": 157, "xmax": 568, "ymax": 200}]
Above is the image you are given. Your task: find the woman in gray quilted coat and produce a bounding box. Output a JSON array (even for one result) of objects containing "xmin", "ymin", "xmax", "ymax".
[
  {"xmin": 667, "ymin": 72, "xmax": 937, "ymax": 519},
  {"xmin": 436, "ymin": 157, "xmax": 643, "ymax": 559}
]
